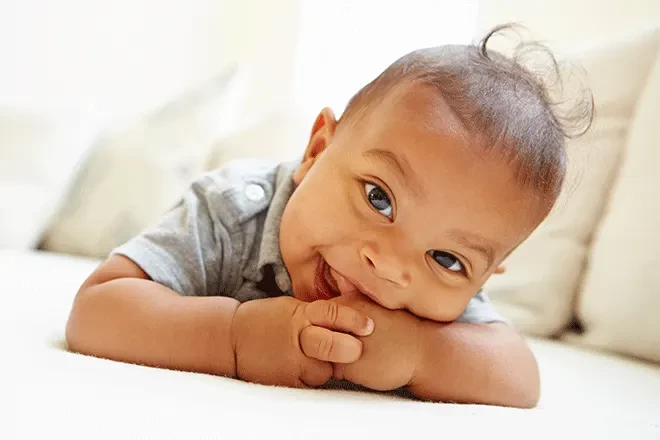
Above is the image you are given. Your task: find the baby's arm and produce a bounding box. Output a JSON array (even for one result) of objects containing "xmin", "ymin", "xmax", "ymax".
[
  {"xmin": 67, "ymin": 255, "xmax": 239, "ymax": 376},
  {"xmin": 67, "ymin": 255, "xmax": 373, "ymax": 386},
  {"xmin": 66, "ymin": 170, "xmax": 373, "ymax": 386},
  {"xmin": 408, "ymin": 321, "xmax": 540, "ymax": 408},
  {"xmin": 330, "ymin": 294, "xmax": 539, "ymax": 408}
]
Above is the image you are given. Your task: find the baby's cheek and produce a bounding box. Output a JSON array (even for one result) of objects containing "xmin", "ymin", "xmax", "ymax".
[{"xmin": 412, "ymin": 290, "xmax": 468, "ymax": 322}]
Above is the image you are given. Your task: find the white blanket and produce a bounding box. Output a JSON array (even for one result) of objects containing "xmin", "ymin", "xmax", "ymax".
[{"xmin": 6, "ymin": 251, "xmax": 660, "ymax": 439}]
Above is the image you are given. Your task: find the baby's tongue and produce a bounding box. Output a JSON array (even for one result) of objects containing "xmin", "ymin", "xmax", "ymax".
[{"xmin": 329, "ymin": 268, "xmax": 359, "ymax": 296}]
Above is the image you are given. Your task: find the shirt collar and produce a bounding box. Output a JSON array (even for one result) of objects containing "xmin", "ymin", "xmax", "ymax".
[{"xmin": 255, "ymin": 160, "xmax": 299, "ymax": 293}]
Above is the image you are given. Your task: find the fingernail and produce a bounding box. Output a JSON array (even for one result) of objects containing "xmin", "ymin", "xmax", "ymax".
[{"xmin": 365, "ymin": 318, "xmax": 374, "ymax": 334}]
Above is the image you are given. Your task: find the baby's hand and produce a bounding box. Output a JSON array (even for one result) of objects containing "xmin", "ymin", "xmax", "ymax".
[
  {"xmin": 330, "ymin": 294, "xmax": 422, "ymax": 391},
  {"xmin": 231, "ymin": 296, "xmax": 374, "ymax": 388}
]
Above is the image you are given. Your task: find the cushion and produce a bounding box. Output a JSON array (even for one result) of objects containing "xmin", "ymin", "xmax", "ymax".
[
  {"xmin": 571, "ymin": 39, "xmax": 660, "ymax": 362},
  {"xmin": 0, "ymin": 110, "xmax": 98, "ymax": 250},
  {"xmin": 206, "ymin": 106, "xmax": 311, "ymax": 168},
  {"xmin": 41, "ymin": 71, "xmax": 235, "ymax": 258},
  {"xmin": 484, "ymin": 28, "xmax": 660, "ymax": 336},
  {"xmin": 5, "ymin": 250, "xmax": 660, "ymax": 438},
  {"xmin": 39, "ymin": 0, "xmax": 303, "ymax": 259}
]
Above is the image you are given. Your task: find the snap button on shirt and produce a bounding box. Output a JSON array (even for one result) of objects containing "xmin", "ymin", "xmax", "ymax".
[{"xmin": 245, "ymin": 183, "xmax": 265, "ymax": 202}]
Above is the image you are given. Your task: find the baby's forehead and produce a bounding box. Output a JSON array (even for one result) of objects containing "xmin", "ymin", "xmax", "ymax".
[
  {"xmin": 377, "ymin": 81, "xmax": 467, "ymax": 126},
  {"xmin": 371, "ymin": 80, "xmax": 558, "ymax": 210},
  {"xmin": 364, "ymin": 85, "xmax": 503, "ymax": 177},
  {"xmin": 348, "ymin": 81, "xmax": 474, "ymax": 151},
  {"xmin": 342, "ymin": 91, "xmax": 549, "ymax": 226}
]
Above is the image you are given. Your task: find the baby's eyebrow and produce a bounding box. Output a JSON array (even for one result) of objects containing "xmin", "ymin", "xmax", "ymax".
[
  {"xmin": 447, "ymin": 229, "xmax": 498, "ymax": 271},
  {"xmin": 363, "ymin": 149, "xmax": 423, "ymax": 197}
]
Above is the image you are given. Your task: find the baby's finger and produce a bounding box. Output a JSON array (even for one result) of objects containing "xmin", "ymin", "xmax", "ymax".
[
  {"xmin": 304, "ymin": 300, "xmax": 374, "ymax": 336},
  {"xmin": 300, "ymin": 326, "xmax": 363, "ymax": 363},
  {"xmin": 299, "ymin": 358, "xmax": 333, "ymax": 387}
]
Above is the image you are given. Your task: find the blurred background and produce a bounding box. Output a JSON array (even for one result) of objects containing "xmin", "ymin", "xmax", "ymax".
[{"xmin": 0, "ymin": 0, "xmax": 658, "ymax": 257}]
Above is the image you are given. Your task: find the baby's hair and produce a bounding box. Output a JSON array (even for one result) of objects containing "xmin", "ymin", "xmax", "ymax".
[{"xmin": 339, "ymin": 24, "xmax": 594, "ymax": 205}]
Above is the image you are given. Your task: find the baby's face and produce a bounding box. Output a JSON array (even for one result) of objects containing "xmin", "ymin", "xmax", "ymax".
[{"xmin": 279, "ymin": 82, "xmax": 546, "ymax": 321}]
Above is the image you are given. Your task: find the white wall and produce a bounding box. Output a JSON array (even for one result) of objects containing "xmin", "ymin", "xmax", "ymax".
[
  {"xmin": 478, "ymin": 0, "xmax": 660, "ymax": 50},
  {"xmin": 292, "ymin": 0, "xmax": 479, "ymax": 118},
  {"xmin": 209, "ymin": 0, "xmax": 480, "ymax": 165},
  {"xmin": 1, "ymin": 0, "xmax": 477, "ymax": 136},
  {"xmin": 0, "ymin": 0, "xmax": 299, "ymax": 130}
]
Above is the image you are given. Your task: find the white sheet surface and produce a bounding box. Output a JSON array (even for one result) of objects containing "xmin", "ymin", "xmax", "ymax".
[{"xmin": 5, "ymin": 251, "xmax": 659, "ymax": 439}]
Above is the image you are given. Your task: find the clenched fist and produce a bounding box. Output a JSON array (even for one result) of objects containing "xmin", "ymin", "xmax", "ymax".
[
  {"xmin": 231, "ymin": 296, "xmax": 374, "ymax": 388},
  {"xmin": 330, "ymin": 293, "xmax": 422, "ymax": 391}
]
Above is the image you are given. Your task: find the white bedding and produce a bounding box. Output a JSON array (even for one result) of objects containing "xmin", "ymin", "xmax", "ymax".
[{"xmin": 6, "ymin": 251, "xmax": 660, "ymax": 439}]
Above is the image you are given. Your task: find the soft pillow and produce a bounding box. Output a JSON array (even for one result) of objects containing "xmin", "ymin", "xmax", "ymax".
[
  {"xmin": 41, "ymin": 71, "xmax": 235, "ymax": 258},
  {"xmin": 484, "ymin": 28, "xmax": 660, "ymax": 336},
  {"xmin": 0, "ymin": 110, "xmax": 98, "ymax": 250},
  {"xmin": 206, "ymin": 104, "xmax": 311, "ymax": 168},
  {"xmin": 570, "ymin": 41, "xmax": 660, "ymax": 362}
]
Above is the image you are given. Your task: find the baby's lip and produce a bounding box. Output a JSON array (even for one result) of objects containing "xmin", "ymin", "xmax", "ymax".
[
  {"xmin": 315, "ymin": 257, "xmax": 339, "ymax": 300},
  {"xmin": 316, "ymin": 256, "xmax": 379, "ymax": 302},
  {"xmin": 329, "ymin": 266, "xmax": 360, "ymax": 296},
  {"xmin": 327, "ymin": 263, "xmax": 378, "ymax": 301}
]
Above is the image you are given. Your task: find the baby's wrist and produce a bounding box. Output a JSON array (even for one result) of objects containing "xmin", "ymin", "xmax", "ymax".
[
  {"xmin": 228, "ymin": 301, "xmax": 244, "ymax": 378},
  {"xmin": 409, "ymin": 320, "xmax": 430, "ymax": 389}
]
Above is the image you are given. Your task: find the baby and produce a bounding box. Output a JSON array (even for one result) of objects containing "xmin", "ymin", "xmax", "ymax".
[{"xmin": 66, "ymin": 26, "xmax": 592, "ymax": 408}]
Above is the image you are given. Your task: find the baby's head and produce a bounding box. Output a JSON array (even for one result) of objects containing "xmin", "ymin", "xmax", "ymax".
[{"xmin": 279, "ymin": 25, "xmax": 593, "ymax": 321}]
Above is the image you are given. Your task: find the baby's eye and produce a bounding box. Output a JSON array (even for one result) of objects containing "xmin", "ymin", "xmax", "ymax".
[
  {"xmin": 364, "ymin": 182, "xmax": 393, "ymax": 219},
  {"xmin": 428, "ymin": 250, "xmax": 464, "ymax": 273}
]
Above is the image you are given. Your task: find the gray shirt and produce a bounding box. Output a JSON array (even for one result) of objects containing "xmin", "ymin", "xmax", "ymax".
[{"xmin": 112, "ymin": 159, "xmax": 504, "ymax": 324}]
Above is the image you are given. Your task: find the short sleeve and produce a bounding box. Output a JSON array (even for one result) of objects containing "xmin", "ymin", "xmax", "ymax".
[
  {"xmin": 455, "ymin": 289, "xmax": 507, "ymax": 324},
  {"xmin": 111, "ymin": 175, "xmax": 233, "ymax": 297}
]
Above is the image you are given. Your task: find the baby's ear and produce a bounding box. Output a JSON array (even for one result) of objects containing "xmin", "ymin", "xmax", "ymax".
[
  {"xmin": 494, "ymin": 265, "xmax": 506, "ymax": 275},
  {"xmin": 305, "ymin": 107, "xmax": 336, "ymax": 158},
  {"xmin": 294, "ymin": 108, "xmax": 337, "ymax": 184}
]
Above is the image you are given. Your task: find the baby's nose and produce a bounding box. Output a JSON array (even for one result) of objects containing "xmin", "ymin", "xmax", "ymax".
[{"xmin": 360, "ymin": 244, "xmax": 411, "ymax": 288}]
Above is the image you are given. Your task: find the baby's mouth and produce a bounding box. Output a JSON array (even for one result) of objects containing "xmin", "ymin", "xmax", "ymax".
[
  {"xmin": 314, "ymin": 258, "xmax": 338, "ymax": 300},
  {"xmin": 328, "ymin": 266, "xmax": 361, "ymax": 296},
  {"xmin": 314, "ymin": 257, "xmax": 359, "ymax": 300}
]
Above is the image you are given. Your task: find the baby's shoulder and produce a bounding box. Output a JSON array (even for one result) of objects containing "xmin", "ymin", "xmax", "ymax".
[{"xmin": 189, "ymin": 159, "xmax": 282, "ymax": 230}]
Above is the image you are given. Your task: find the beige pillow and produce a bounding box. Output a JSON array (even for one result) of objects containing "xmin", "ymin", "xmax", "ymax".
[
  {"xmin": 570, "ymin": 43, "xmax": 660, "ymax": 362},
  {"xmin": 0, "ymin": 110, "xmax": 98, "ymax": 250},
  {"xmin": 206, "ymin": 105, "xmax": 311, "ymax": 168},
  {"xmin": 41, "ymin": 72, "xmax": 235, "ymax": 258},
  {"xmin": 484, "ymin": 28, "xmax": 660, "ymax": 336}
]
